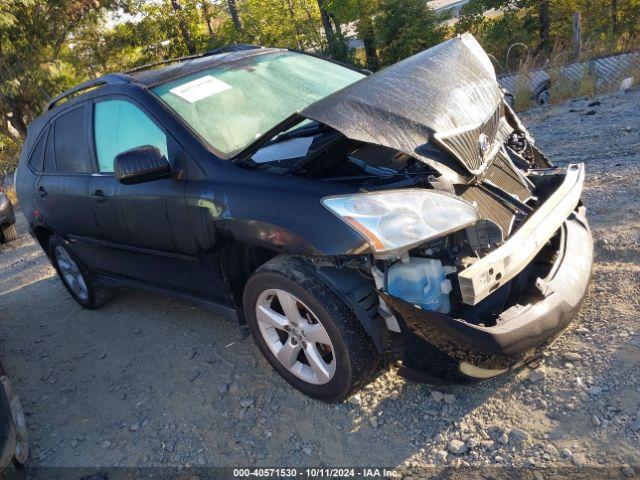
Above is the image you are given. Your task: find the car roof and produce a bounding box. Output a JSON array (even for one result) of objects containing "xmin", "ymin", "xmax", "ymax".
[
  {"xmin": 43, "ymin": 45, "xmax": 286, "ymax": 113},
  {"xmin": 129, "ymin": 46, "xmax": 285, "ymax": 87}
]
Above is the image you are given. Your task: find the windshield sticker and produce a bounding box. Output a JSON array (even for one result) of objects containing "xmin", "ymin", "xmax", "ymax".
[{"xmin": 170, "ymin": 76, "xmax": 232, "ymax": 103}]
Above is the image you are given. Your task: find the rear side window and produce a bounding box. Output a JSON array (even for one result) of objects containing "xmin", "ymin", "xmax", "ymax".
[
  {"xmin": 43, "ymin": 127, "xmax": 56, "ymax": 173},
  {"xmin": 53, "ymin": 106, "xmax": 90, "ymax": 173},
  {"xmin": 94, "ymin": 99, "xmax": 168, "ymax": 173},
  {"xmin": 28, "ymin": 129, "xmax": 47, "ymax": 172}
]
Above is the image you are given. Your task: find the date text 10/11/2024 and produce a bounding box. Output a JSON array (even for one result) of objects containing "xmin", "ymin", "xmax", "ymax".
[{"xmin": 232, "ymin": 468, "xmax": 401, "ymax": 478}]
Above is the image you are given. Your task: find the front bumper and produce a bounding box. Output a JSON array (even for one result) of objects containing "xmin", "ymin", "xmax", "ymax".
[
  {"xmin": 383, "ymin": 209, "xmax": 593, "ymax": 383},
  {"xmin": 459, "ymin": 163, "xmax": 585, "ymax": 305}
]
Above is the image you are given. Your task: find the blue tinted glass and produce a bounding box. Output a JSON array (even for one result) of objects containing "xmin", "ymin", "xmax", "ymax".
[{"xmin": 94, "ymin": 100, "xmax": 168, "ymax": 172}]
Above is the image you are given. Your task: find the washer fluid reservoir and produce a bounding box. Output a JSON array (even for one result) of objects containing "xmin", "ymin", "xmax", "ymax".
[{"xmin": 387, "ymin": 257, "xmax": 453, "ymax": 314}]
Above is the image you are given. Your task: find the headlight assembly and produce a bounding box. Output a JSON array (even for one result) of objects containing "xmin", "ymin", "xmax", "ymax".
[{"xmin": 322, "ymin": 189, "xmax": 479, "ymax": 257}]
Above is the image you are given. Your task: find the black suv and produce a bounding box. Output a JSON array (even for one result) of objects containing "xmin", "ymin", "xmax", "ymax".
[{"xmin": 16, "ymin": 37, "xmax": 592, "ymax": 401}]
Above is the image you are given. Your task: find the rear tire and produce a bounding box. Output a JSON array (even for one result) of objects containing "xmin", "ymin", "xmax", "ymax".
[
  {"xmin": 48, "ymin": 235, "xmax": 113, "ymax": 309},
  {"xmin": 0, "ymin": 223, "xmax": 17, "ymax": 243},
  {"xmin": 243, "ymin": 256, "xmax": 379, "ymax": 402}
]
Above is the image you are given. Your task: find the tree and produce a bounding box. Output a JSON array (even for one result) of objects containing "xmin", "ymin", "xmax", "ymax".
[
  {"xmin": 374, "ymin": 0, "xmax": 447, "ymax": 66},
  {"xmin": 201, "ymin": 0, "xmax": 215, "ymax": 36},
  {"xmin": 0, "ymin": 1, "xmax": 124, "ymax": 139},
  {"xmin": 317, "ymin": 0, "xmax": 336, "ymax": 53},
  {"xmin": 170, "ymin": 0, "xmax": 196, "ymax": 53},
  {"xmin": 538, "ymin": 0, "xmax": 551, "ymax": 53},
  {"xmin": 227, "ymin": 0, "xmax": 243, "ymax": 32},
  {"xmin": 319, "ymin": 0, "xmax": 382, "ymax": 69},
  {"xmin": 239, "ymin": 0, "xmax": 323, "ymax": 52},
  {"xmin": 611, "ymin": 0, "xmax": 618, "ymax": 36}
]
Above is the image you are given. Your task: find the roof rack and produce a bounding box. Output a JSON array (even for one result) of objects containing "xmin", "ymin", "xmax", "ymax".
[
  {"xmin": 46, "ymin": 73, "xmax": 133, "ymax": 111},
  {"xmin": 125, "ymin": 44, "xmax": 263, "ymax": 75},
  {"xmin": 205, "ymin": 44, "xmax": 262, "ymax": 55}
]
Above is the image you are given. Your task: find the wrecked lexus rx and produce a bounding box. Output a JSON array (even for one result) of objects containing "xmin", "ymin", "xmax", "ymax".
[{"xmin": 16, "ymin": 35, "xmax": 592, "ymax": 401}]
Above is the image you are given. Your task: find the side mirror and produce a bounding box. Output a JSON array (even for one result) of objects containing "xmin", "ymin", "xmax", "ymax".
[{"xmin": 114, "ymin": 145, "xmax": 171, "ymax": 185}]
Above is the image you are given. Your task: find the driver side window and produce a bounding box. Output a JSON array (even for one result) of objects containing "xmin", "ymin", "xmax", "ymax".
[{"xmin": 94, "ymin": 99, "xmax": 168, "ymax": 173}]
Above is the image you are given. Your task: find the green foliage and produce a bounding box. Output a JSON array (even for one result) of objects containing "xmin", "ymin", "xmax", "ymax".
[
  {"xmin": 458, "ymin": 0, "xmax": 640, "ymax": 72},
  {"xmin": 374, "ymin": 0, "xmax": 448, "ymax": 66},
  {"xmin": 0, "ymin": 0, "xmax": 127, "ymax": 172},
  {"xmin": 0, "ymin": 0, "xmax": 638, "ymax": 169},
  {"xmin": 240, "ymin": 0, "xmax": 323, "ymax": 52},
  {"xmin": 0, "ymin": 132, "xmax": 21, "ymax": 174}
]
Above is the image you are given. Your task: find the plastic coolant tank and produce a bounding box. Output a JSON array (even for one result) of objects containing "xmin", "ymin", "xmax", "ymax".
[{"xmin": 387, "ymin": 257, "xmax": 452, "ymax": 313}]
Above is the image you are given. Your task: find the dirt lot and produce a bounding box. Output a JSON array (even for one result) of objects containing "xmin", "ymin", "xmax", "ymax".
[{"xmin": 0, "ymin": 89, "xmax": 639, "ymax": 476}]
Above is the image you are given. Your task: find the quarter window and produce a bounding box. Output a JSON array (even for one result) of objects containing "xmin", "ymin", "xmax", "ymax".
[
  {"xmin": 43, "ymin": 127, "xmax": 56, "ymax": 173},
  {"xmin": 53, "ymin": 106, "xmax": 90, "ymax": 173},
  {"xmin": 94, "ymin": 100, "xmax": 168, "ymax": 173},
  {"xmin": 28, "ymin": 128, "xmax": 47, "ymax": 172}
]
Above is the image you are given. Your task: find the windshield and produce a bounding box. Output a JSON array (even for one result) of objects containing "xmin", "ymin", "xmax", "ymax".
[{"xmin": 152, "ymin": 51, "xmax": 365, "ymax": 157}]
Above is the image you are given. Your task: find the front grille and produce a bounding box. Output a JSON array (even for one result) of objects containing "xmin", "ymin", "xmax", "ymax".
[
  {"xmin": 434, "ymin": 103, "xmax": 503, "ymax": 175},
  {"xmin": 456, "ymin": 184, "xmax": 518, "ymax": 238},
  {"xmin": 480, "ymin": 150, "xmax": 533, "ymax": 202}
]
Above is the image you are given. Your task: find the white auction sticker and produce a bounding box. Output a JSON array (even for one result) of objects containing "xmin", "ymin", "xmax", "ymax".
[{"xmin": 170, "ymin": 75, "xmax": 232, "ymax": 103}]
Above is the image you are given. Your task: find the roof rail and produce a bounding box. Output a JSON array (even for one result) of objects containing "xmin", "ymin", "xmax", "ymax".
[
  {"xmin": 204, "ymin": 44, "xmax": 262, "ymax": 56},
  {"xmin": 125, "ymin": 44, "xmax": 263, "ymax": 75},
  {"xmin": 46, "ymin": 73, "xmax": 133, "ymax": 111}
]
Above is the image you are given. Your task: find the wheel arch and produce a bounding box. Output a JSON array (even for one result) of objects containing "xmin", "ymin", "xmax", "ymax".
[
  {"xmin": 31, "ymin": 225, "xmax": 55, "ymax": 258},
  {"xmin": 212, "ymin": 240, "xmax": 280, "ymax": 324},
  {"xmin": 243, "ymin": 254, "xmax": 388, "ymax": 353}
]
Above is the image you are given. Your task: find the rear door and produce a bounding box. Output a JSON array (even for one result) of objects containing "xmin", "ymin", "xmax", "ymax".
[
  {"xmin": 89, "ymin": 97, "xmax": 219, "ymax": 298},
  {"xmin": 35, "ymin": 104, "xmax": 101, "ymax": 265}
]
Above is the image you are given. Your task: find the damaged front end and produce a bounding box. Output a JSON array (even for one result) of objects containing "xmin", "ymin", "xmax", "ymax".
[{"xmin": 241, "ymin": 34, "xmax": 593, "ymax": 382}]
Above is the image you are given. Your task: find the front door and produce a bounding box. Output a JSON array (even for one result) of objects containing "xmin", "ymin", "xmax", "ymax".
[{"xmin": 89, "ymin": 97, "xmax": 219, "ymax": 298}]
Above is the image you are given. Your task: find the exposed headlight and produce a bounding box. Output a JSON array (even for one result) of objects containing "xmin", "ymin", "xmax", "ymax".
[{"xmin": 322, "ymin": 189, "xmax": 479, "ymax": 256}]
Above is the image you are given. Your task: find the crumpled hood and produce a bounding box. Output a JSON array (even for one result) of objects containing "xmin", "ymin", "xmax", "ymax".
[{"xmin": 301, "ymin": 34, "xmax": 503, "ymax": 177}]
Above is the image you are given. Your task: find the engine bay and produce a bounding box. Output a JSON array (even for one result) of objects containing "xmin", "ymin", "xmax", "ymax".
[{"xmin": 243, "ymin": 102, "xmax": 572, "ymax": 330}]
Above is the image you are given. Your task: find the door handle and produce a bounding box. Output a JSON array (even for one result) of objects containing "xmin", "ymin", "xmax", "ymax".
[
  {"xmin": 37, "ymin": 186, "xmax": 47, "ymax": 198},
  {"xmin": 90, "ymin": 190, "xmax": 108, "ymax": 203}
]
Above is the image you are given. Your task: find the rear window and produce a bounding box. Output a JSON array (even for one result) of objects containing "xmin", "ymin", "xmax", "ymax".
[
  {"xmin": 28, "ymin": 129, "xmax": 47, "ymax": 172},
  {"xmin": 53, "ymin": 106, "xmax": 90, "ymax": 173}
]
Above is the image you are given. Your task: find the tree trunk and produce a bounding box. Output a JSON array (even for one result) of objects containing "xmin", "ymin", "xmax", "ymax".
[
  {"xmin": 329, "ymin": 13, "xmax": 344, "ymax": 42},
  {"xmin": 227, "ymin": 0, "xmax": 242, "ymax": 32},
  {"xmin": 611, "ymin": 0, "xmax": 618, "ymax": 36},
  {"xmin": 284, "ymin": 0, "xmax": 304, "ymax": 50},
  {"xmin": 317, "ymin": 0, "xmax": 335, "ymax": 54},
  {"xmin": 573, "ymin": 11, "xmax": 582, "ymax": 57},
  {"xmin": 201, "ymin": 0, "xmax": 214, "ymax": 36},
  {"xmin": 538, "ymin": 0, "xmax": 551, "ymax": 53},
  {"xmin": 358, "ymin": 16, "xmax": 379, "ymax": 71},
  {"xmin": 170, "ymin": 0, "xmax": 196, "ymax": 54}
]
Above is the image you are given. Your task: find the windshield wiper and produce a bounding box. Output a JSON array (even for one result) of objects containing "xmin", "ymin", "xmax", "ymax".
[{"xmin": 268, "ymin": 121, "xmax": 327, "ymax": 145}]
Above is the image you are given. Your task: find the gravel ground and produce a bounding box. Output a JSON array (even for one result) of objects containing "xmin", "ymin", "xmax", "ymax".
[{"xmin": 0, "ymin": 89, "xmax": 639, "ymax": 477}]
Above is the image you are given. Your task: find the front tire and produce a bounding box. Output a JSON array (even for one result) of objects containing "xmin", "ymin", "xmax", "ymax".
[
  {"xmin": 48, "ymin": 235, "xmax": 113, "ymax": 309},
  {"xmin": 243, "ymin": 256, "xmax": 379, "ymax": 402}
]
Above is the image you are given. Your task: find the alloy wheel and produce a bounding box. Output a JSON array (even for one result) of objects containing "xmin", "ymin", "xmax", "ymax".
[
  {"xmin": 54, "ymin": 245, "xmax": 89, "ymax": 301},
  {"xmin": 255, "ymin": 289, "xmax": 336, "ymax": 385}
]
